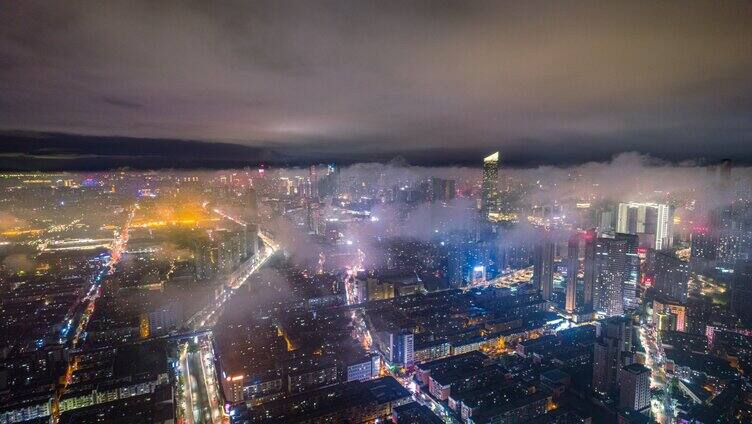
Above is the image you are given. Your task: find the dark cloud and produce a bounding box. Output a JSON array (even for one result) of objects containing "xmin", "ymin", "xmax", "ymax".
[{"xmin": 0, "ymin": 1, "xmax": 751, "ymax": 165}]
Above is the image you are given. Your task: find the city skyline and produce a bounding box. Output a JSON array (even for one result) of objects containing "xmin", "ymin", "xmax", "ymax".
[{"xmin": 2, "ymin": 2, "xmax": 752, "ymax": 424}]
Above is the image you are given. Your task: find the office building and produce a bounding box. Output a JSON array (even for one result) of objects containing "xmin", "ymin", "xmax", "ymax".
[{"xmin": 376, "ymin": 330, "xmax": 415, "ymax": 367}]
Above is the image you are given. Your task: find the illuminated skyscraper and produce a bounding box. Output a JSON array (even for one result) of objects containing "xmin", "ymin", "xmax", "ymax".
[
  {"xmin": 621, "ymin": 233, "xmax": 640, "ymax": 310},
  {"xmin": 589, "ymin": 234, "xmax": 638, "ymax": 317},
  {"xmin": 309, "ymin": 165, "xmax": 319, "ymax": 199},
  {"xmin": 616, "ymin": 202, "xmax": 673, "ymax": 250},
  {"xmin": 480, "ymin": 152, "xmax": 499, "ymax": 219}
]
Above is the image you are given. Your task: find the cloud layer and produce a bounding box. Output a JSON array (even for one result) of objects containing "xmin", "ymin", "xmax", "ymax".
[{"xmin": 1, "ymin": 1, "xmax": 751, "ymax": 163}]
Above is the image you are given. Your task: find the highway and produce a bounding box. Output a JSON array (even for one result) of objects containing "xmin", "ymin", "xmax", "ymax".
[{"xmin": 177, "ymin": 335, "xmax": 224, "ymax": 424}]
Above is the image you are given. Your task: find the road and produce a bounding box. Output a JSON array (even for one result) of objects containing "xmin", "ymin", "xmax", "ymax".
[
  {"xmin": 50, "ymin": 204, "xmax": 136, "ymax": 422},
  {"xmin": 640, "ymin": 324, "xmax": 673, "ymax": 423},
  {"xmin": 177, "ymin": 335, "xmax": 224, "ymax": 424},
  {"xmin": 178, "ymin": 239, "xmax": 276, "ymax": 424}
]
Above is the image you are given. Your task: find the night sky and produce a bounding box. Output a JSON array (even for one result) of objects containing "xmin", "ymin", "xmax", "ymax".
[{"xmin": 1, "ymin": 1, "xmax": 751, "ymax": 168}]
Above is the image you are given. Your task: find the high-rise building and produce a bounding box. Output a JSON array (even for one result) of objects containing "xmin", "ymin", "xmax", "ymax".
[
  {"xmin": 616, "ymin": 202, "xmax": 674, "ymax": 250},
  {"xmin": 589, "ymin": 234, "xmax": 638, "ymax": 317},
  {"xmin": 731, "ymin": 260, "xmax": 752, "ymax": 326},
  {"xmin": 717, "ymin": 232, "xmax": 741, "ymax": 269},
  {"xmin": 480, "ymin": 152, "xmax": 499, "ymax": 219},
  {"xmin": 685, "ymin": 297, "xmax": 711, "ymax": 335},
  {"xmin": 309, "ymin": 165, "xmax": 319, "ymax": 199},
  {"xmin": 593, "ymin": 316, "xmax": 634, "ymax": 395},
  {"xmin": 621, "ymin": 233, "xmax": 640, "ymax": 310},
  {"xmin": 618, "ymin": 364, "xmax": 650, "ymax": 412},
  {"xmin": 429, "ymin": 177, "xmax": 456, "ymax": 202},
  {"xmin": 533, "ymin": 239, "xmax": 555, "ymax": 301},
  {"xmin": 583, "ymin": 230, "xmax": 597, "ymax": 310},
  {"xmin": 565, "ymin": 233, "xmax": 581, "ymax": 313},
  {"xmin": 391, "ymin": 330, "xmax": 415, "ymax": 367},
  {"xmin": 690, "ymin": 226, "xmax": 716, "ymax": 272},
  {"xmin": 651, "ymin": 250, "xmax": 689, "ymax": 303}
]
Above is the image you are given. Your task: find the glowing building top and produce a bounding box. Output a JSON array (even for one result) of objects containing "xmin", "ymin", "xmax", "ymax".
[{"xmin": 481, "ymin": 151, "xmax": 500, "ymax": 219}]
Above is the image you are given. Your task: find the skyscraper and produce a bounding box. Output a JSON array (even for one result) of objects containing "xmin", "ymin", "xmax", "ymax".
[
  {"xmin": 429, "ymin": 177, "xmax": 456, "ymax": 202},
  {"xmin": 309, "ymin": 165, "xmax": 319, "ymax": 199},
  {"xmin": 592, "ymin": 236, "xmax": 624, "ymax": 317},
  {"xmin": 732, "ymin": 260, "xmax": 752, "ymax": 326},
  {"xmin": 593, "ymin": 316, "xmax": 634, "ymax": 395},
  {"xmin": 616, "ymin": 202, "xmax": 674, "ymax": 250},
  {"xmin": 565, "ymin": 233, "xmax": 580, "ymax": 313},
  {"xmin": 618, "ymin": 363, "xmax": 650, "ymax": 412},
  {"xmin": 690, "ymin": 226, "xmax": 716, "ymax": 272},
  {"xmin": 621, "ymin": 233, "xmax": 640, "ymax": 310},
  {"xmin": 480, "ymin": 152, "xmax": 499, "ymax": 219},
  {"xmin": 589, "ymin": 234, "xmax": 638, "ymax": 317},
  {"xmin": 583, "ymin": 229, "xmax": 597, "ymax": 310},
  {"xmin": 533, "ymin": 239, "xmax": 555, "ymax": 301},
  {"xmin": 651, "ymin": 250, "xmax": 689, "ymax": 303}
]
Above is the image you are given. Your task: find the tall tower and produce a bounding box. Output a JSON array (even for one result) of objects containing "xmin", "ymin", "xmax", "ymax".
[
  {"xmin": 533, "ymin": 239, "xmax": 555, "ymax": 301},
  {"xmin": 591, "ymin": 236, "xmax": 629, "ymax": 317},
  {"xmin": 480, "ymin": 152, "xmax": 499, "ymax": 219},
  {"xmin": 620, "ymin": 233, "xmax": 640, "ymax": 310},
  {"xmin": 582, "ymin": 229, "xmax": 597, "ymax": 310},
  {"xmin": 566, "ymin": 233, "xmax": 581, "ymax": 313},
  {"xmin": 309, "ymin": 165, "xmax": 319, "ymax": 199}
]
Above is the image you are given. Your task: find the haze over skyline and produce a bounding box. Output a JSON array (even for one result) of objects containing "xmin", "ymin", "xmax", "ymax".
[{"xmin": 1, "ymin": 1, "xmax": 751, "ymax": 168}]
